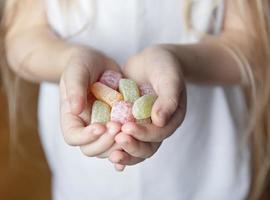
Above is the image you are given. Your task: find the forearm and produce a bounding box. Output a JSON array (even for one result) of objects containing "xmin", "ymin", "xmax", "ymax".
[
  {"xmin": 4, "ymin": 0, "xmax": 79, "ymax": 83},
  {"xmin": 162, "ymin": 33, "xmax": 258, "ymax": 86},
  {"xmin": 5, "ymin": 25, "xmax": 76, "ymax": 83},
  {"xmin": 162, "ymin": 0, "xmax": 264, "ymax": 87}
]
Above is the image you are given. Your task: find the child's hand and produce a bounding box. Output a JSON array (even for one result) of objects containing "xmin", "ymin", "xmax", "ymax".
[
  {"xmin": 109, "ymin": 45, "xmax": 187, "ymax": 167},
  {"xmin": 59, "ymin": 46, "xmax": 122, "ymax": 157}
]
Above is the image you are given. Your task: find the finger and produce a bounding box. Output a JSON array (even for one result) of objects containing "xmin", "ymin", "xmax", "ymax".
[
  {"xmin": 151, "ymin": 74, "xmax": 185, "ymax": 127},
  {"xmin": 109, "ymin": 150, "xmax": 145, "ymax": 165},
  {"xmin": 114, "ymin": 164, "xmax": 126, "ymax": 172},
  {"xmin": 60, "ymin": 78, "xmax": 92, "ymax": 125},
  {"xmin": 60, "ymin": 77, "xmax": 68, "ymax": 100},
  {"xmin": 63, "ymin": 64, "xmax": 90, "ymax": 115},
  {"xmin": 60, "ymin": 99, "xmax": 106, "ymax": 146},
  {"xmin": 80, "ymin": 133, "xmax": 115, "ymax": 157},
  {"xmin": 122, "ymin": 122, "xmax": 173, "ymax": 143},
  {"xmin": 104, "ymin": 57, "xmax": 122, "ymax": 72},
  {"xmin": 124, "ymin": 53, "xmax": 185, "ymax": 127},
  {"xmin": 78, "ymin": 93, "xmax": 95, "ymax": 125},
  {"xmin": 115, "ymin": 133, "xmax": 160, "ymax": 158},
  {"xmin": 123, "ymin": 55, "xmax": 148, "ymax": 84},
  {"xmin": 97, "ymin": 143, "xmax": 122, "ymax": 158},
  {"xmin": 80, "ymin": 122, "xmax": 121, "ymax": 157},
  {"xmin": 122, "ymin": 103, "xmax": 186, "ymax": 142}
]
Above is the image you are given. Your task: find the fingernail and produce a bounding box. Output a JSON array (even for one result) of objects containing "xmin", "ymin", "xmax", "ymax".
[
  {"xmin": 108, "ymin": 129, "xmax": 118, "ymax": 136},
  {"xmin": 107, "ymin": 123, "xmax": 120, "ymax": 136},
  {"xmin": 110, "ymin": 155, "xmax": 122, "ymax": 163},
  {"xmin": 115, "ymin": 165, "xmax": 125, "ymax": 172},
  {"xmin": 93, "ymin": 128, "xmax": 104, "ymax": 136},
  {"xmin": 122, "ymin": 123, "xmax": 135, "ymax": 134}
]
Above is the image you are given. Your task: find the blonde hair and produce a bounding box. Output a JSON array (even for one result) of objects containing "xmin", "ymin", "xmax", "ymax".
[
  {"xmin": 244, "ymin": 1, "xmax": 270, "ymax": 199},
  {"xmin": 0, "ymin": 1, "xmax": 51, "ymax": 199},
  {"xmin": 186, "ymin": 1, "xmax": 270, "ymax": 199}
]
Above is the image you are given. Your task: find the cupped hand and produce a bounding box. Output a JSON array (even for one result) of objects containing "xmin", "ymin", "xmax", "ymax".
[
  {"xmin": 109, "ymin": 45, "xmax": 187, "ymax": 167},
  {"xmin": 59, "ymin": 46, "xmax": 122, "ymax": 157}
]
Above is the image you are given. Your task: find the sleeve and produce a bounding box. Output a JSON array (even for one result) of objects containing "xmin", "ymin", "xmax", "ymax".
[
  {"xmin": 44, "ymin": 0, "xmax": 95, "ymax": 38},
  {"xmin": 187, "ymin": 0, "xmax": 225, "ymax": 40}
]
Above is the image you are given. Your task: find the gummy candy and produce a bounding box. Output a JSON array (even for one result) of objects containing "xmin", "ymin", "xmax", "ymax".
[
  {"xmin": 90, "ymin": 71, "xmax": 158, "ymax": 125},
  {"xmin": 111, "ymin": 101, "xmax": 135, "ymax": 124},
  {"xmin": 91, "ymin": 82, "xmax": 123, "ymax": 107},
  {"xmin": 132, "ymin": 95, "xmax": 156, "ymax": 120},
  {"xmin": 119, "ymin": 79, "xmax": 140, "ymax": 103},
  {"xmin": 139, "ymin": 83, "xmax": 156, "ymax": 96},
  {"xmin": 91, "ymin": 100, "xmax": 111, "ymax": 124},
  {"xmin": 100, "ymin": 70, "xmax": 122, "ymax": 90}
]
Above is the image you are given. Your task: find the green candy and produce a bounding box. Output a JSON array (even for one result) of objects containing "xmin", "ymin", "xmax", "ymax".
[
  {"xmin": 119, "ymin": 79, "xmax": 140, "ymax": 103},
  {"xmin": 91, "ymin": 100, "xmax": 111, "ymax": 124},
  {"xmin": 132, "ymin": 95, "xmax": 156, "ymax": 120}
]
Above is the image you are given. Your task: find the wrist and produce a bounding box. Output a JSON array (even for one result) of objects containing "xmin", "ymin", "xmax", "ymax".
[
  {"xmin": 155, "ymin": 44, "xmax": 186, "ymax": 79},
  {"xmin": 63, "ymin": 45, "xmax": 106, "ymax": 71}
]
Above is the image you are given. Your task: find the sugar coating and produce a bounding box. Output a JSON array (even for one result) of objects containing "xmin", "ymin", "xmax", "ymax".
[
  {"xmin": 99, "ymin": 70, "xmax": 122, "ymax": 90},
  {"xmin": 111, "ymin": 101, "xmax": 135, "ymax": 124},
  {"xmin": 139, "ymin": 83, "xmax": 156, "ymax": 96},
  {"xmin": 91, "ymin": 82, "xmax": 123, "ymax": 107},
  {"xmin": 132, "ymin": 95, "xmax": 157, "ymax": 120},
  {"xmin": 91, "ymin": 100, "xmax": 111, "ymax": 124},
  {"xmin": 119, "ymin": 79, "xmax": 140, "ymax": 103},
  {"xmin": 136, "ymin": 118, "xmax": 152, "ymax": 124}
]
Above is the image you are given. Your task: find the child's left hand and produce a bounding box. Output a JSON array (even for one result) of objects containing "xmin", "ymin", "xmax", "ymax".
[{"xmin": 109, "ymin": 45, "xmax": 187, "ymax": 169}]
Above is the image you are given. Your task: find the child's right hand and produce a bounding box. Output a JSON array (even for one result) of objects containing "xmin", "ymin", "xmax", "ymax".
[{"xmin": 59, "ymin": 46, "xmax": 122, "ymax": 157}]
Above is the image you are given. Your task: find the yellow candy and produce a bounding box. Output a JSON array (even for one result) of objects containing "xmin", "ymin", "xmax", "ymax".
[
  {"xmin": 136, "ymin": 118, "xmax": 152, "ymax": 124},
  {"xmin": 132, "ymin": 95, "xmax": 156, "ymax": 120},
  {"xmin": 119, "ymin": 79, "xmax": 140, "ymax": 103},
  {"xmin": 91, "ymin": 100, "xmax": 111, "ymax": 124}
]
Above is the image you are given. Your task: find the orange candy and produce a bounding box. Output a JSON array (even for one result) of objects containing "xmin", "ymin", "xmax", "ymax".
[{"xmin": 91, "ymin": 82, "xmax": 123, "ymax": 107}]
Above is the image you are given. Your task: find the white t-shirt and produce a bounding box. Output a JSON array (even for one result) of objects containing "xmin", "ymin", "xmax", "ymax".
[{"xmin": 39, "ymin": 0, "xmax": 250, "ymax": 199}]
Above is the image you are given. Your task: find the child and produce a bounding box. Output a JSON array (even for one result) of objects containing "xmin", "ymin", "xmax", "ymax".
[{"xmin": 4, "ymin": 0, "xmax": 270, "ymax": 199}]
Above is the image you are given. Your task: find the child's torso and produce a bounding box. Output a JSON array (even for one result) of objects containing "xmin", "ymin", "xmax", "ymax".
[{"xmin": 45, "ymin": 0, "xmax": 222, "ymax": 64}]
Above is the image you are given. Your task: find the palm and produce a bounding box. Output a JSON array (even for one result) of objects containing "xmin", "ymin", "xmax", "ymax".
[
  {"xmin": 108, "ymin": 46, "xmax": 186, "ymax": 167},
  {"xmin": 59, "ymin": 48, "xmax": 122, "ymax": 157}
]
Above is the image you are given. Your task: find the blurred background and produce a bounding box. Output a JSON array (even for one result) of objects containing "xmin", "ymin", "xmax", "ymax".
[{"xmin": 0, "ymin": 72, "xmax": 51, "ymax": 200}]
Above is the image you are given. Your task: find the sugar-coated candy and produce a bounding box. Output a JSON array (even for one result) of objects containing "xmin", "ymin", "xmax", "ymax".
[
  {"xmin": 119, "ymin": 79, "xmax": 140, "ymax": 103},
  {"xmin": 111, "ymin": 101, "xmax": 135, "ymax": 124},
  {"xmin": 139, "ymin": 83, "xmax": 156, "ymax": 96},
  {"xmin": 91, "ymin": 82, "xmax": 123, "ymax": 107},
  {"xmin": 132, "ymin": 95, "xmax": 156, "ymax": 120},
  {"xmin": 91, "ymin": 100, "xmax": 111, "ymax": 124},
  {"xmin": 99, "ymin": 70, "xmax": 122, "ymax": 90},
  {"xmin": 136, "ymin": 118, "xmax": 152, "ymax": 124}
]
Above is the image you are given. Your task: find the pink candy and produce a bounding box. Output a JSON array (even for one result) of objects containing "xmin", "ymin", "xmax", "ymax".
[
  {"xmin": 90, "ymin": 71, "xmax": 157, "ymax": 125},
  {"xmin": 111, "ymin": 101, "xmax": 135, "ymax": 124},
  {"xmin": 139, "ymin": 83, "xmax": 156, "ymax": 96},
  {"xmin": 100, "ymin": 70, "xmax": 123, "ymax": 90}
]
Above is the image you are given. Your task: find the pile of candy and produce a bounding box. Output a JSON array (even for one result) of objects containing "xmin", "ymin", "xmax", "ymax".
[{"xmin": 90, "ymin": 70, "xmax": 157, "ymax": 124}]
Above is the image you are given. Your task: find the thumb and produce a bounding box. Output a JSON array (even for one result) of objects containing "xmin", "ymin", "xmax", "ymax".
[
  {"xmin": 151, "ymin": 77, "xmax": 185, "ymax": 127},
  {"xmin": 63, "ymin": 64, "xmax": 90, "ymax": 115}
]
